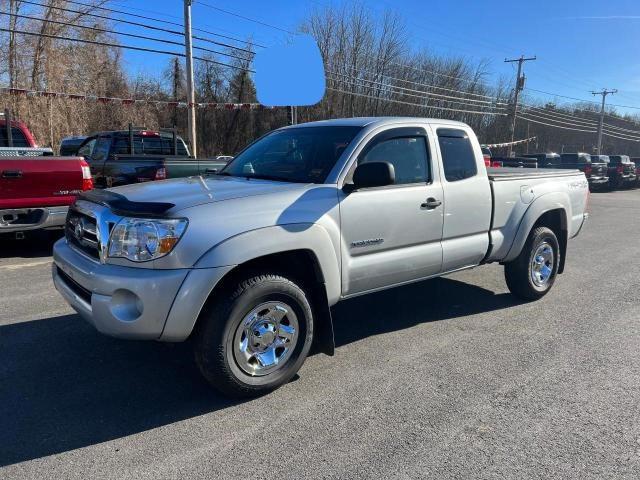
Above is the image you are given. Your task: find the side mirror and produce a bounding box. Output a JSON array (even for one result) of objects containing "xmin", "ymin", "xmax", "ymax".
[{"xmin": 351, "ymin": 161, "xmax": 395, "ymax": 190}]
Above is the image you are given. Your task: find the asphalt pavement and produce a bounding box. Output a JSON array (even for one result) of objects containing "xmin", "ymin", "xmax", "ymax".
[{"xmin": 1, "ymin": 190, "xmax": 640, "ymax": 479}]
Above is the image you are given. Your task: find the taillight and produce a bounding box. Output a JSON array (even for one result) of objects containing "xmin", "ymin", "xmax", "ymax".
[
  {"xmin": 617, "ymin": 165, "xmax": 624, "ymax": 174},
  {"xmin": 80, "ymin": 160, "xmax": 93, "ymax": 191},
  {"xmin": 585, "ymin": 187, "xmax": 590, "ymax": 214},
  {"xmin": 584, "ymin": 165, "xmax": 592, "ymax": 175},
  {"xmin": 154, "ymin": 167, "xmax": 167, "ymax": 180},
  {"xmin": 491, "ymin": 161, "xmax": 503, "ymax": 167},
  {"xmin": 483, "ymin": 155, "xmax": 490, "ymax": 167}
]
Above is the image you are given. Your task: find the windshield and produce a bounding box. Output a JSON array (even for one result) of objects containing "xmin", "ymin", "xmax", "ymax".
[{"xmin": 221, "ymin": 126, "xmax": 362, "ymax": 183}]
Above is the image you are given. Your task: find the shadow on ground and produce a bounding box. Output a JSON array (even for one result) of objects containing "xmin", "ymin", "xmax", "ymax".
[
  {"xmin": 0, "ymin": 231, "xmax": 63, "ymax": 259},
  {"xmin": 0, "ymin": 276, "xmax": 520, "ymax": 466}
]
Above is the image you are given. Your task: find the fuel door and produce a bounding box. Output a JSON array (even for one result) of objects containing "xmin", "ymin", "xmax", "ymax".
[{"xmin": 520, "ymin": 185, "xmax": 535, "ymax": 204}]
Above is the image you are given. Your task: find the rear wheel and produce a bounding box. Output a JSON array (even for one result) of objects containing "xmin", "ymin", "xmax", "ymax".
[
  {"xmin": 505, "ymin": 226, "xmax": 559, "ymax": 301},
  {"xmin": 194, "ymin": 273, "xmax": 314, "ymax": 398}
]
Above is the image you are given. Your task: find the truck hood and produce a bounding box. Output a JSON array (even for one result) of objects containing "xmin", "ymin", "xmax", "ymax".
[{"xmin": 107, "ymin": 175, "xmax": 309, "ymax": 212}]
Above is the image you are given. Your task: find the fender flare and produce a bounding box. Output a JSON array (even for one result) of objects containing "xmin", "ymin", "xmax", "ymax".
[
  {"xmin": 502, "ymin": 192, "xmax": 570, "ymax": 264},
  {"xmin": 164, "ymin": 223, "xmax": 341, "ymax": 353},
  {"xmin": 194, "ymin": 223, "xmax": 341, "ymax": 303}
]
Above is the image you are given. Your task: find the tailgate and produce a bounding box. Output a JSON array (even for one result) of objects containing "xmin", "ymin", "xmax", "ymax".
[
  {"xmin": 0, "ymin": 157, "xmax": 85, "ymax": 209},
  {"xmin": 590, "ymin": 163, "xmax": 608, "ymax": 178},
  {"xmin": 623, "ymin": 163, "xmax": 636, "ymax": 176}
]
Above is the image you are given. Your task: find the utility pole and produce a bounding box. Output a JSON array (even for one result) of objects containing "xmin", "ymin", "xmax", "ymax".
[
  {"xmin": 591, "ymin": 88, "xmax": 617, "ymax": 155},
  {"xmin": 183, "ymin": 0, "xmax": 197, "ymax": 158},
  {"xmin": 505, "ymin": 55, "xmax": 536, "ymax": 156}
]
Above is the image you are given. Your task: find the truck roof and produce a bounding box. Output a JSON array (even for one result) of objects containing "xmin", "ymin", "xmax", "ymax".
[
  {"xmin": 282, "ymin": 117, "xmax": 469, "ymax": 129},
  {"xmin": 91, "ymin": 130, "xmax": 184, "ymax": 139}
]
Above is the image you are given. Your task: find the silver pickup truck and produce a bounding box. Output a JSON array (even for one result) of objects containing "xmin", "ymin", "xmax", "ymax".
[{"xmin": 52, "ymin": 117, "xmax": 589, "ymax": 397}]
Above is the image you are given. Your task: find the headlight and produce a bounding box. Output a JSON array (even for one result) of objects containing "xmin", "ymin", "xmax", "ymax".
[{"xmin": 108, "ymin": 218, "xmax": 188, "ymax": 262}]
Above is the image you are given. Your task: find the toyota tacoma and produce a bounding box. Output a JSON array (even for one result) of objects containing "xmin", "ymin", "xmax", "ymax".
[{"xmin": 53, "ymin": 117, "xmax": 589, "ymax": 397}]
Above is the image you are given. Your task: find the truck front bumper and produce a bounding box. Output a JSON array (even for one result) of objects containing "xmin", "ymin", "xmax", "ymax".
[
  {"xmin": 52, "ymin": 239, "xmax": 233, "ymax": 341},
  {"xmin": 0, "ymin": 206, "xmax": 68, "ymax": 233}
]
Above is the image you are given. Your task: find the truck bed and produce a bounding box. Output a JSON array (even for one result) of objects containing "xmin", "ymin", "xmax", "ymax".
[
  {"xmin": 487, "ymin": 167, "xmax": 580, "ymax": 181},
  {"xmin": 486, "ymin": 166, "xmax": 589, "ymax": 264}
]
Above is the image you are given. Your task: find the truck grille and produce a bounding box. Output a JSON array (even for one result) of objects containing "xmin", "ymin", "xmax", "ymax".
[{"xmin": 65, "ymin": 208, "xmax": 100, "ymax": 260}]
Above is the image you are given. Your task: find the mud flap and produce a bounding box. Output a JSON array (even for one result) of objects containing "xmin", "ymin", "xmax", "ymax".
[{"xmin": 310, "ymin": 281, "xmax": 335, "ymax": 356}]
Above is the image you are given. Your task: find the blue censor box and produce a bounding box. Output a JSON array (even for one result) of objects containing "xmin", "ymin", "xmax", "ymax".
[{"xmin": 253, "ymin": 34, "xmax": 326, "ymax": 107}]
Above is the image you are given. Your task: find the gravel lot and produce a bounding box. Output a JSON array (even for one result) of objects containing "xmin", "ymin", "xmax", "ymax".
[{"xmin": 1, "ymin": 190, "xmax": 640, "ymax": 479}]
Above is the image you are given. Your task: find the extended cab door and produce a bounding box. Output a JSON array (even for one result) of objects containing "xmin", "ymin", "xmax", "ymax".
[
  {"xmin": 434, "ymin": 126, "xmax": 492, "ymax": 272},
  {"xmin": 339, "ymin": 126, "xmax": 444, "ymax": 296}
]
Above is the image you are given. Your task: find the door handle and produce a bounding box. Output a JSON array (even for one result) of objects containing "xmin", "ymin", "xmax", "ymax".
[
  {"xmin": 204, "ymin": 168, "xmax": 218, "ymax": 175},
  {"xmin": 421, "ymin": 197, "xmax": 442, "ymax": 209},
  {"xmin": 1, "ymin": 170, "xmax": 23, "ymax": 179}
]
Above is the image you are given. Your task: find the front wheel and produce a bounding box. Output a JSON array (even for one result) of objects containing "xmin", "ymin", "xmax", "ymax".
[
  {"xmin": 194, "ymin": 273, "xmax": 314, "ymax": 398},
  {"xmin": 504, "ymin": 226, "xmax": 560, "ymax": 301}
]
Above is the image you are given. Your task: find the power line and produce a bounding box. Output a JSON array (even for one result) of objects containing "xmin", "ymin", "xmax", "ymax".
[
  {"xmin": 327, "ymin": 71, "xmax": 506, "ymax": 107},
  {"xmin": 524, "ymin": 87, "xmax": 640, "ymax": 111},
  {"xmin": 327, "ymin": 77, "xmax": 506, "ymax": 113},
  {"xmin": 602, "ymin": 122, "xmax": 640, "ymax": 135},
  {"xmin": 518, "ymin": 110, "xmax": 597, "ymax": 131},
  {"xmin": 329, "ymin": 63, "xmax": 505, "ymax": 101},
  {"xmin": 518, "ymin": 115, "xmax": 597, "ymax": 133},
  {"xmin": 384, "ymin": 58, "xmax": 495, "ymax": 90},
  {"xmin": 196, "ymin": 0, "xmax": 296, "ymax": 35},
  {"xmin": 327, "ymin": 87, "xmax": 507, "ymax": 116},
  {"xmin": 521, "ymin": 104, "xmax": 640, "ymax": 137},
  {"xmin": 18, "ymin": 0, "xmax": 256, "ymax": 54},
  {"xmin": 0, "ymin": 11, "xmax": 250, "ymax": 62},
  {"xmin": 520, "ymin": 106, "xmax": 599, "ymax": 127},
  {"xmin": 602, "ymin": 130, "xmax": 640, "ymax": 142},
  {"xmin": 60, "ymin": 0, "xmax": 262, "ymax": 48},
  {"xmin": 1, "ymin": 27, "xmax": 253, "ymax": 72}
]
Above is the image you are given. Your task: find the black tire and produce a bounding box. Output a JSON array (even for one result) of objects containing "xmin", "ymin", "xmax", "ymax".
[
  {"xmin": 194, "ymin": 273, "xmax": 314, "ymax": 398},
  {"xmin": 504, "ymin": 226, "xmax": 560, "ymax": 301}
]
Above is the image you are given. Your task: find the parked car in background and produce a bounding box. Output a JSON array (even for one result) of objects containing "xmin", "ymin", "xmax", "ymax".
[
  {"xmin": 491, "ymin": 156, "xmax": 538, "ymax": 168},
  {"xmin": 632, "ymin": 158, "xmax": 640, "ymax": 186},
  {"xmin": 607, "ymin": 155, "xmax": 636, "ymax": 189},
  {"xmin": 480, "ymin": 146, "xmax": 503, "ymax": 167},
  {"xmin": 0, "ymin": 117, "xmax": 38, "ymax": 149},
  {"xmin": 0, "ymin": 150, "xmax": 93, "ymax": 237},
  {"xmin": 59, "ymin": 136, "xmax": 87, "ymax": 156},
  {"xmin": 481, "ymin": 145, "xmax": 492, "ymax": 166},
  {"xmin": 559, "ymin": 153, "xmax": 609, "ymax": 190},
  {"xmin": 77, "ymin": 128, "xmax": 229, "ymax": 188},
  {"xmin": 53, "ymin": 117, "xmax": 589, "ymax": 397},
  {"xmin": 522, "ymin": 153, "xmax": 561, "ymax": 168}
]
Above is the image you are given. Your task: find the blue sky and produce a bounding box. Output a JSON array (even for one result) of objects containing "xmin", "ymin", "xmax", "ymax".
[{"xmin": 110, "ymin": 0, "xmax": 640, "ymax": 113}]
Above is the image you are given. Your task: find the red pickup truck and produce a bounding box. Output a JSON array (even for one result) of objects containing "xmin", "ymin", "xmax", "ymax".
[{"xmin": 1, "ymin": 118, "xmax": 93, "ymax": 236}]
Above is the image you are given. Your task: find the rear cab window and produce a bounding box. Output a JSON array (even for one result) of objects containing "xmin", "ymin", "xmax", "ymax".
[
  {"xmin": 0, "ymin": 127, "xmax": 30, "ymax": 147},
  {"xmin": 77, "ymin": 138, "xmax": 97, "ymax": 158},
  {"xmin": 561, "ymin": 154, "xmax": 590, "ymax": 164},
  {"xmin": 112, "ymin": 136, "xmax": 189, "ymax": 156},
  {"xmin": 91, "ymin": 137, "xmax": 111, "ymax": 162},
  {"xmin": 437, "ymin": 128, "xmax": 478, "ymax": 182}
]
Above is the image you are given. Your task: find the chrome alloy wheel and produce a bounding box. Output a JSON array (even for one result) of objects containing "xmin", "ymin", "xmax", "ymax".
[
  {"xmin": 530, "ymin": 241, "xmax": 554, "ymax": 288},
  {"xmin": 233, "ymin": 301, "xmax": 299, "ymax": 376}
]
